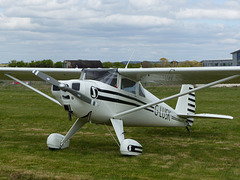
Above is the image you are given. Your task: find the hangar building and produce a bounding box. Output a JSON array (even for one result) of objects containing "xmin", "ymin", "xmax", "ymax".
[
  {"xmin": 231, "ymin": 49, "xmax": 240, "ymax": 66},
  {"xmin": 202, "ymin": 49, "xmax": 240, "ymax": 67}
]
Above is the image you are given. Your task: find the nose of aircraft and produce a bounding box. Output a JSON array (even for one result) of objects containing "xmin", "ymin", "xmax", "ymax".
[{"xmin": 33, "ymin": 70, "xmax": 97, "ymax": 106}]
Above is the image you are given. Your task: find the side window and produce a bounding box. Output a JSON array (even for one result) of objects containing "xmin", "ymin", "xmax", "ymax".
[{"xmin": 121, "ymin": 78, "xmax": 136, "ymax": 94}]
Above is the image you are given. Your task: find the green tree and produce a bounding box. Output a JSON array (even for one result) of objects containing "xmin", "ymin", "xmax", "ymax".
[
  {"xmin": 191, "ymin": 60, "xmax": 202, "ymax": 67},
  {"xmin": 142, "ymin": 61, "xmax": 153, "ymax": 68},
  {"xmin": 54, "ymin": 61, "xmax": 63, "ymax": 68},
  {"xmin": 34, "ymin": 60, "xmax": 42, "ymax": 67},
  {"xmin": 8, "ymin": 59, "xmax": 56, "ymax": 67},
  {"xmin": 8, "ymin": 60, "xmax": 27, "ymax": 67},
  {"xmin": 134, "ymin": 63, "xmax": 141, "ymax": 68},
  {"xmin": 170, "ymin": 60, "xmax": 178, "ymax": 67},
  {"xmin": 8, "ymin": 60, "xmax": 17, "ymax": 67},
  {"xmin": 153, "ymin": 62, "xmax": 160, "ymax": 67},
  {"xmin": 41, "ymin": 59, "xmax": 54, "ymax": 67},
  {"xmin": 102, "ymin": 62, "xmax": 113, "ymax": 68},
  {"xmin": 16, "ymin": 61, "xmax": 27, "ymax": 67},
  {"xmin": 112, "ymin": 62, "xmax": 124, "ymax": 68},
  {"xmin": 179, "ymin": 60, "xmax": 202, "ymax": 67},
  {"xmin": 28, "ymin": 60, "xmax": 36, "ymax": 67},
  {"xmin": 159, "ymin": 58, "xmax": 170, "ymax": 67}
]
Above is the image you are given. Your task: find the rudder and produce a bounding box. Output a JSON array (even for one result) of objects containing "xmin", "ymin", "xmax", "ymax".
[{"xmin": 175, "ymin": 84, "xmax": 196, "ymax": 126}]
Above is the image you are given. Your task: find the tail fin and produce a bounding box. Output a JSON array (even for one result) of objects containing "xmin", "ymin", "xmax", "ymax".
[{"xmin": 175, "ymin": 84, "xmax": 195, "ymax": 126}]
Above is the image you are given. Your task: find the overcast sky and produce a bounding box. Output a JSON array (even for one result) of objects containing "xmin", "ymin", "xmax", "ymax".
[{"xmin": 0, "ymin": 0, "xmax": 240, "ymax": 63}]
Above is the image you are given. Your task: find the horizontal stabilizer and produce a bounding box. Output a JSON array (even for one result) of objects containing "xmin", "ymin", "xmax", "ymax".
[{"xmin": 177, "ymin": 113, "xmax": 233, "ymax": 120}]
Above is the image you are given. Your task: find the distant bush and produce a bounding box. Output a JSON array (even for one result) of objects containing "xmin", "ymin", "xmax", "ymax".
[{"xmin": 8, "ymin": 59, "xmax": 63, "ymax": 68}]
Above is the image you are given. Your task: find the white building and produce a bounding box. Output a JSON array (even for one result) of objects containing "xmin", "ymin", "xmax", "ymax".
[
  {"xmin": 202, "ymin": 49, "xmax": 240, "ymax": 67},
  {"xmin": 231, "ymin": 49, "xmax": 240, "ymax": 66},
  {"xmin": 201, "ymin": 59, "xmax": 232, "ymax": 67}
]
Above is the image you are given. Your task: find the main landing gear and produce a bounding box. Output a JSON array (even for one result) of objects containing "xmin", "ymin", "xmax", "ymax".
[
  {"xmin": 110, "ymin": 119, "xmax": 143, "ymax": 156},
  {"xmin": 46, "ymin": 112, "xmax": 90, "ymax": 150},
  {"xmin": 46, "ymin": 115, "xmax": 142, "ymax": 156}
]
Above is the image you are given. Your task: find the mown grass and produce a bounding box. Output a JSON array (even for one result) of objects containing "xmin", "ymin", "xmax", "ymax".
[{"xmin": 0, "ymin": 82, "xmax": 240, "ymax": 179}]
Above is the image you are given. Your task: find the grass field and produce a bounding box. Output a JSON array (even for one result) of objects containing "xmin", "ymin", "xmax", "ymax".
[{"xmin": 0, "ymin": 82, "xmax": 240, "ymax": 179}]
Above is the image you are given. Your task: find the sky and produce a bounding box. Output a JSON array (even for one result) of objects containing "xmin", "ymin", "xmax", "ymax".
[{"xmin": 0, "ymin": 0, "xmax": 240, "ymax": 63}]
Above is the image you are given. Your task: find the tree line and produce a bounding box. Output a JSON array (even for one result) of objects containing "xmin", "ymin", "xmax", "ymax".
[
  {"xmin": 103, "ymin": 58, "xmax": 202, "ymax": 68},
  {"xmin": 8, "ymin": 58, "xmax": 202, "ymax": 68},
  {"xmin": 8, "ymin": 59, "xmax": 63, "ymax": 68}
]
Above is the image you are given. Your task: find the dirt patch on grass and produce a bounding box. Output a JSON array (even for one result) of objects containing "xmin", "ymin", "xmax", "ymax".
[{"xmin": 22, "ymin": 128, "xmax": 46, "ymax": 132}]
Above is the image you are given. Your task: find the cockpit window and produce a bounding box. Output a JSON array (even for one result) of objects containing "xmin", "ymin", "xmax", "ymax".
[
  {"xmin": 72, "ymin": 83, "xmax": 80, "ymax": 91},
  {"xmin": 121, "ymin": 78, "xmax": 136, "ymax": 94},
  {"xmin": 81, "ymin": 69, "xmax": 118, "ymax": 87}
]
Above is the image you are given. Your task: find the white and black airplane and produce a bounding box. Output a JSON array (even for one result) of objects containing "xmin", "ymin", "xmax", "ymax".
[{"xmin": 1, "ymin": 66, "xmax": 240, "ymax": 155}]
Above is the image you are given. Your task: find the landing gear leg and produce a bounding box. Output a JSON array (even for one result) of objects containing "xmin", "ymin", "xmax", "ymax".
[
  {"xmin": 110, "ymin": 118, "xmax": 143, "ymax": 156},
  {"xmin": 47, "ymin": 112, "xmax": 91, "ymax": 150}
]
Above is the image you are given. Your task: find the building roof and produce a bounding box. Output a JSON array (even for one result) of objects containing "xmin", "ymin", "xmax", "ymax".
[{"xmin": 231, "ymin": 49, "xmax": 240, "ymax": 54}]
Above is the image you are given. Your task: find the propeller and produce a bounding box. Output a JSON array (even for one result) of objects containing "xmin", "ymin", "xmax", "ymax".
[{"xmin": 32, "ymin": 70, "xmax": 97, "ymax": 106}]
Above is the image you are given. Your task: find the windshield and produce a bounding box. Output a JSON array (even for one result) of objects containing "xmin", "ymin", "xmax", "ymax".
[{"xmin": 81, "ymin": 69, "xmax": 118, "ymax": 87}]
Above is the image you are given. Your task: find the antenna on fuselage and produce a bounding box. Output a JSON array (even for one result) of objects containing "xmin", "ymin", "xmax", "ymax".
[{"xmin": 125, "ymin": 50, "xmax": 135, "ymax": 69}]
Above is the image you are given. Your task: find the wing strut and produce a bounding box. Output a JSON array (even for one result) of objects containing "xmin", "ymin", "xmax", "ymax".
[
  {"xmin": 113, "ymin": 75, "xmax": 240, "ymax": 118},
  {"xmin": 5, "ymin": 73, "xmax": 62, "ymax": 106}
]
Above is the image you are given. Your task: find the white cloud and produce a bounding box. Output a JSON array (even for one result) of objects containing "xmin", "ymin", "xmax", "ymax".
[
  {"xmin": 87, "ymin": 0, "xmax": 102, "ymax": 9},
  {"xmin": 102, "ymin": 14, "xmax": 175, "ymax": 27},
  {"xmin": 220, "ymin": 38, "xmax": 239, "ymax": 44},
  {"xmin": 129, "ymin": 0, "xmax": 160, "ymax": 8},
  {"xmin": 129, "ymin": 0, "xmax": 187, "ymax": 10},
  {"xmin": 0, "ymin": 0, "xmax": 240, "ymax": 63},
  {"xmin": 0, "ymin": 15, "xmax": 38, "ymax": 29},
  {"xmin": 176, "ymin": 8, "xmax": 240, "ymax": 20},
  {"xmin": 0, "ymin": 0, "xmax": 14, "ymax": 7}
]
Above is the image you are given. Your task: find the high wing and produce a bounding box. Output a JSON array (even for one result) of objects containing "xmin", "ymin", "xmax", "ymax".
[
  {"xmin": 0, "ymin": 67, "xmax": 82, "ymax": 81},
  {"xmin": 118, "ymin": 67, "xmax": 240, "ymax": 84},
  {"xmin": 2, "ymin": 66, "xmax": 240, "ymax": 84}
]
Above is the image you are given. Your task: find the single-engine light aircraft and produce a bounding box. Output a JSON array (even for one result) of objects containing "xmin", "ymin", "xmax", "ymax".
[{"xmin": 1, "ymin": 66, "xmax": 240, "ymax": 156}]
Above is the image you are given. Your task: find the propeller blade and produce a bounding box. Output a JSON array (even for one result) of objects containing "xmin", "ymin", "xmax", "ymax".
[
  {"xmin": 32, "ymin": 70, "xmax": 97, "ymax": 106},
  {"xmin": 32, "ymin": 70, "xmax": 60, "ymax": 87}
]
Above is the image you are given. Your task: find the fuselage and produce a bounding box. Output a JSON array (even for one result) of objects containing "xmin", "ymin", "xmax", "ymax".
[{"xmin": 51, "ymin": 69, "xmax": 187, "ymax": 127}]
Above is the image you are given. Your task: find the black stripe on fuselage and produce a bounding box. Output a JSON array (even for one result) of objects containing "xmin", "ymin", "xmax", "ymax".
[
  {"xmin": 97, "ymin": 88, "xmax": 146, "ymax": 105},
  {"xmin": 97, "ymin": 95, "xmax": 154, "ymax": 113},
  {"xmin": 96, "ymin": 90, "xmax": 154, "ymax": 113},
  {"xmin": 97, "ymin": 95, "xmax": 138, "ymax": 107}
]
